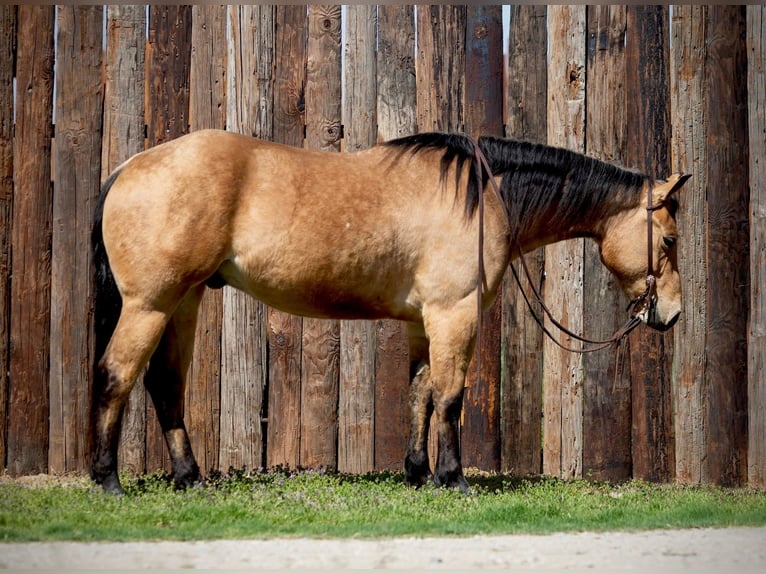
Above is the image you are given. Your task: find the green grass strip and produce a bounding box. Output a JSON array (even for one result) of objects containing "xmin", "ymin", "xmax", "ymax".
[{"xmin": 2, "ymin": 468, "xmax": 765, "ymax": 542}]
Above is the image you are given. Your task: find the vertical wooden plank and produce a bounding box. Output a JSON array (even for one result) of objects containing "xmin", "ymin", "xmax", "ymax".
[
  {"xmin": 7, "ymin": 5, "xmax": 54, "ymax": 476},
  {"xmin": 703, "ymin": 6, "xmax": 749, "ymax": 487},
  {"xmin": 50, "ymin": 5, "xmax": 103, "ymax": 474},
  {"xmin": 103, "ymin": 4, "xmax": 147, "ymax": 476},
  {"xmin": 582, "ymin": 5, "xmax": 632, "ymax": 482},
  {"xmin": 626, "ymin": 5, "xmax": 675, "ymax": 483},
  {"xmin": 462, "ymin": 5, "xmax": 503, "ymax": 472},
  {"xmin": 671, "ymin": 4, "xmax": 708, "ymax": 485},
  {"xmin": 543, "ymin": 5, "xmax": 586, "ymax": 480},
  {"xmin": 374, "ymin": 4, "xmax": 414, "ymax": 471},
  {"xmin": 266, "ymin": 5, "xmax": 306, "ymax": 470},
  {"xmin": 219, "ymin": 5, "xmax": 272, "ymax": 471},
  {"xmin": 0, "ymin": 5, "xmax": 16, "ymax": 471},
  {"xmin": 300, "ymin": 5, "xmax": 342, "ymax": 470},
  {"xmin": 416, "ymin": 5, "xmax": 465, "ymax": 133},
  {"xmin": 748, "ymin": 5, "xmax": 766, "ymax": 489},
  {"xmin": 502, "ymin": 4, "xmax": 546, "ymax": 476},
  {"xmin": 338, "ymin": 4, "xmax": 377, "ymax": 474},
  {"xmin": 187, "ymin": 4, "xmax": 226, "ymax": 475},
  {"xmin": 416, "ymin": 4, "xmax": 466, "ymax": 469},
  {"xmin": 145, "ymin": 4, "xmax": 192, "ymax": 473}
]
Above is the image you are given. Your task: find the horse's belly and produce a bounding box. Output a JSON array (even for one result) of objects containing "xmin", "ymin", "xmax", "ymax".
[{"xmin": 216, "ymin": 257, "xmax": 417, "ymax": 322}]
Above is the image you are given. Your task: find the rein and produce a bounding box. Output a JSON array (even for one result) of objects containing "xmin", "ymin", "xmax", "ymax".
[{"xmin": 471, "ymin": 138, "xmax": 657, "ymax": 359}]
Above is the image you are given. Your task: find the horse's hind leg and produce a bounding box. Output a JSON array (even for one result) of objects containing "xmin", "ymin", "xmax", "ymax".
[
  {"xmin": 425, "ymin": 303, "xmax": 477, "ymax": 492},
  {"xmin": 91, "ymin": 302, "xmax": 174, "ymax": 494},
  {"xmin": 404, "ymin": 322, "xmax": 433, "ymax": 487},
  {"xmin": 143, "ymin": 285, "xmax": 204, "ymax": 490}
]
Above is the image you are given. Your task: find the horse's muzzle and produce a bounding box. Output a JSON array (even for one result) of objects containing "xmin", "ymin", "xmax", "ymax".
[{"xmin": 645, "ymin": 304, "xmax": 680, "ymax": 332}]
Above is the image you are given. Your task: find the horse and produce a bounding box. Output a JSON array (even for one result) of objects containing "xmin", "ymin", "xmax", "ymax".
[{"xmin": 90, "ymin": 129, "xmax": 690, "ymax": 494}]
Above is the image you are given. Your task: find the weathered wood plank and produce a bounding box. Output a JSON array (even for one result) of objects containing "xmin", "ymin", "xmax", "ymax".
[
  {"xmin": 266, "ymin": 4, "xmax": 306, "ymax": 470},
  {"xmin": 543, "ymin": 5, "xmax": 586, "ymax": 480},
  {"xmin": 625, "ymin": 5, "xmax": 675, "ymax": 483},
  {"xmin": 49, "ymin": 5, "xmax": 103, "ymax": 473},
  {"xmin": 502, "ymin": 4, "xmax": 546, "ymax": 476},
  {"xmin": 187, "ymin": 4, "xmax": 226, "ymax": 475},
  {"xmin": 103, "ymin": 4, "xmax": 147, "ymax": 476},
  {"xmin": 462, "ymin": 4, "xmax": 503, "ymax": 472},
  {"xmin": 219, "ymin": 5, "xmax": 272, "ymax": 471},
  {"xmin": 0, "ymin": 5, "xmax": 16, "ymax": 473},
  {"xmin": 301, "ymin": 5, "xmax": 341, "ymax": 470},
  {"xmin": 374, "ymin": 4, "xmax": 415, "ymax": 471},
  {"xmin": 703, "ymin": 5, "xmax": 749, "ymax": 487},
  {"xmin": 670, "ymin": 4, "xmax": 708, "ymax": 485},
  {"xmin": 416, "ymin": 4, "xmax": 466, "ymax": 469},
  {"xmin": 145, "ymin": 4, "xmax": 192, "ymax": 473},
  {"xmin": 582, "ymin": 4, "xmax": 631, "ymax": 482},
  {"xmin": 416, "ymin": 5, "xmax": 465, "ymax": 133},
  {"xmin": 338, "ymin": 4, "xmax": 376, "ymax": 474},
  {"xmin": 7, "ymin": 5, "xmax": 55, "ymax": 475},
  {"xmin": 747, "ymin": 4, "xmax": 766, "ymax": 489}
]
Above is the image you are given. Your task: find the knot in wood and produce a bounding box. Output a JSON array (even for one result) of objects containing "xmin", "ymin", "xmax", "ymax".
[{"xmin": 473, "ymin": 24, "xmax": 488, "ymax": 40}]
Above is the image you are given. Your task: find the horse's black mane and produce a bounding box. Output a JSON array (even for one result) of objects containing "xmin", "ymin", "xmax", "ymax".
[{"xmin": 384, "ymin": 132, "xmax": 650, "ymax": 240}]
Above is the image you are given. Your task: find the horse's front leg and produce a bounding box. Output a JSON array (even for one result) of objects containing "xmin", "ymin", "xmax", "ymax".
[
  {"xmin": 404, "ymin": 323, "xmax": 433, "ymax": 487},
  {"xmin": 425, "ymin": 303, "xmax": 477, "ymax": 493}
]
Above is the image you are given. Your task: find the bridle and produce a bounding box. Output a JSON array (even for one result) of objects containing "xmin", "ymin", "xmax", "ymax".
[{"xmin": 471, "ymin": 138, "xmax": 658, "ymax": 366}]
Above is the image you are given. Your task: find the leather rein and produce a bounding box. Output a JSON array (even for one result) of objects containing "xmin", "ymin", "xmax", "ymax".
[{"xmin": 471, "ymin": 138, "xmax": 658, "ymax": 368}]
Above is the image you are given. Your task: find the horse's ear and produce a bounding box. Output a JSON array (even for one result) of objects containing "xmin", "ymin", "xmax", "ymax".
[{"xmin": 653, "ymin": 172, "xmax": 691, "ymax": 204}]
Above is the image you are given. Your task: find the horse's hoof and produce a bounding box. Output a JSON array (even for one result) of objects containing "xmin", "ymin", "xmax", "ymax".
[
  {"xmin": 92, "ymin": 471, "xmax": 125, "ymax": 496},
  {"xmin": 404, "ymin": 453, "xmax": 432, "ymax": 488},
  {"xmin": 433, "ymin": 470, "xmax": 470, "ymax": 493}
]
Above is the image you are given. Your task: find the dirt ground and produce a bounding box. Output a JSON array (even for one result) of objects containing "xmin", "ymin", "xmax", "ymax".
[{"xmin": 2, "ymin": 526, "xmax": 766, "ymax": 571}]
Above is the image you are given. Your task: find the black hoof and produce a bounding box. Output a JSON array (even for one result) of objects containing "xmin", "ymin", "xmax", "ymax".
[
  {"xmin": 433, "ymin": 469, "xmax": 470, "ymax": 493},
  {"xmin": 91, "ymin": 469, "xmax": 125, "ymax": 496},
  {"xmin": 173, "ymin": 466, "xmax": 202, "ymax": 490},
  {"xmin": 404, "ymin": 453, "xmax": 432, "ymax": 488}
]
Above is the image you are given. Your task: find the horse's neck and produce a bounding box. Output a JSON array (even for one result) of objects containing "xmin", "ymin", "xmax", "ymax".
[{"xmin": 513, "ymin": 194, "xmax": 619, "ymax": 253}]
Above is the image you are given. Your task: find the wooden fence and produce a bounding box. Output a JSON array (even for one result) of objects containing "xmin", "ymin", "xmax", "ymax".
[{"xmin": 0, "ymin": 5, "xmax": 763, "ymax": 487}]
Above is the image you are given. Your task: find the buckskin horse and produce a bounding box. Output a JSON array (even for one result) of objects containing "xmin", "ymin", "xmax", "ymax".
[{"xmin": 90, "ymin": 130, "xmax": 690, "ymax": 494}]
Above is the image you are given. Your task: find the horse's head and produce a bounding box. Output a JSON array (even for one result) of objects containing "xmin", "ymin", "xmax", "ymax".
[{"xmin": 599, "ymin": 173, "xmax": 691, "ymax": 331}]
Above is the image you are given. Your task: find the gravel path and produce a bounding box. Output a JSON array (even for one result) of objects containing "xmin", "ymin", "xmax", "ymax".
[{"xmin": 2, "ymin": 526, "xmax": 765, "ymax": 571}]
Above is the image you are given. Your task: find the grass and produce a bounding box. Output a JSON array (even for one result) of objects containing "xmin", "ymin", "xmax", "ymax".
[{"xmin": 1, "ymin": 467, "xmax": 765, "ymax": 542}]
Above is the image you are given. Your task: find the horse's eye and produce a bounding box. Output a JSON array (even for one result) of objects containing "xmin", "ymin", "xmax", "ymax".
[{"xmin": 662, "ymin": 236, "xmax": 677, "ymax": 249}]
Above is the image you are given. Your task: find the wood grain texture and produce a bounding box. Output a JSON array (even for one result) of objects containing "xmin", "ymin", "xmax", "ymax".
[
  {"xmin": 626, "ymin": 5, "xmax": 675, "ymax": 483},
  {"xmin": 338, "ymin": 4, "xmax": 377, "ymax": 474},
  {"xmin": 416, "ymin": 5, "xmax": 465, "ymax": 133},
  {"xmin": 747, "ymin": 5, "xmax": 766, "ymax": 489},
  {"xmin": 502, "ymin": 4, "xmax": 546, "ymax": 476},
  {"xmin": 7, "ymin": 5, "xmax": 54, "ymax": 476},
  {"xmin": 462, "ymin": 5, "xmax": 503, "ymax": 472},
  {"xmin": 582, "ymin": 4, "xmax": 631, "ymax": 482},
  {"xmin": 374, "ymin": 4, "xmax": 415, "ymax": 471},
  {"xmin": 49, "ymin": 5, "xmax": 103, "ymax": 473},
  {"xmin": 543, "ymin": 5, "xmax": 586, "ymax": 480},
  {"xmin": 187, "ymin": 4, "xmax": 226, "ymax": 475},
  {"xmin": 0, "ymin": 5, "xmax": 16, "ymax": 472},
  {"xmin": 103, "ymin": 4, "xmax": 147, "ymax": 475},
  {"xmin": 703, "ymin": 5, "xmax": 749, "ymax": 487},
  {"xmin": 219, "ymin": 5, "xmax": 272, "ymax": 471},
  {"xmin": 266, "ymin": 5, "xmax": 306, "ymax": 470},
  {"xmin": 145, "ymin": 4, "xmax": 192, "ymax": 473},
  {"xmin": 301, "ymin": 5, "xmax": 342, "ymax": 470},
  {"xmin": 671, "ymin": 4, "xmax": 708, "ymax": 485}
]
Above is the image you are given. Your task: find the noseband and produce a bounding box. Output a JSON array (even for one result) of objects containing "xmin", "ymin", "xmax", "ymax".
[{"xmin": 472, "ymin": 138, "xmax": 657, "ymax": 355}]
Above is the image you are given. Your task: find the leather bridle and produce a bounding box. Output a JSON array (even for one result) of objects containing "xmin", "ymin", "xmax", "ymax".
[{"xmin": 471, "ymin": 137, "xmax": 658, "ymax": 362}]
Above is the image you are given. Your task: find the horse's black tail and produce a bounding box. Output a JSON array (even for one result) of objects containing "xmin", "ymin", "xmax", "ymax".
[{"xmin": 92, "ymin": 169, "xmax": 123, "ymax": 368}]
